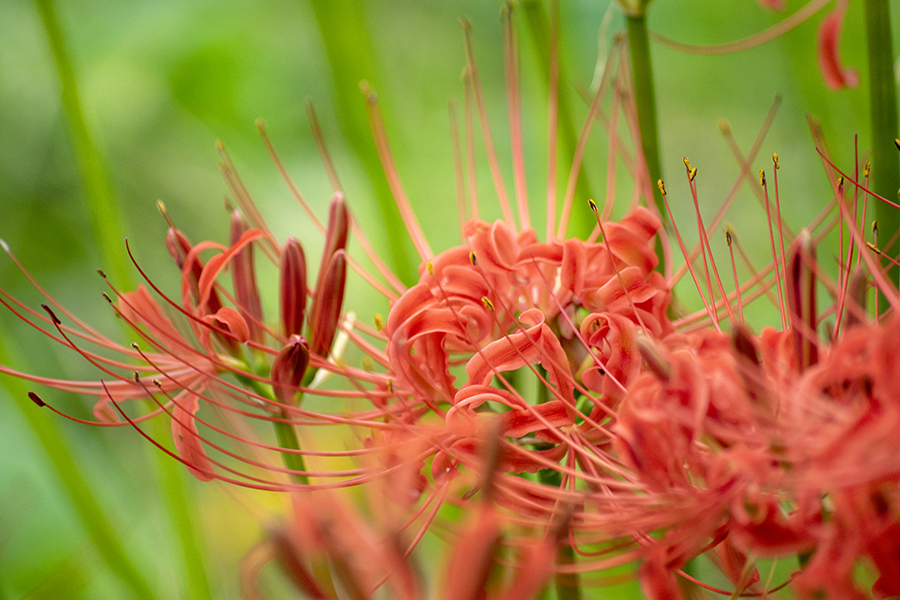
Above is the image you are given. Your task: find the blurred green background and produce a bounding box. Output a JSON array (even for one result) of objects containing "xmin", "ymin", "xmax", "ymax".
[{"xmin": 0, "ymin": 0, "xmax": 892, "ymax": 598}]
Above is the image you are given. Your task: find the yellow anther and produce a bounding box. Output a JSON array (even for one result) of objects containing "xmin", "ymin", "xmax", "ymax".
[
  {"xmin": 865, "ymin": 161, "xmax": 871, "ymax": 178},
  {"xmin": 772, "ymin": 153, "xmax": 780, "ymax": 169},
  {"xmin": 374, "ymin": 314, "xmax": 384, "ymax": 332},
  {"xmin": 156, "ymin": 200, "xmax": 168, "ymax": 215},
  {"xmin": 131, "ymin": 342, "xmax": 140, "ymax": 350},
  {"xmin": 657, "ymin": 179, "xmax": 667, "ymax": 196},
  {"xmin": 867, "ymin": 241, "xmax": 883, "ymax": 255},
  {"xmin": 386, "ymin": 379, "xmax": 393, "ymax": 393},
  {"xmin": 689, "ymin": 167, "xmax": 697, "ymax": 182},
  {"xmin": 468, "ymin": 251, "xmax": 477, "ymax": 266},
  {"xmin": 481, "ymin": 296, "xmax": 495, "ymax": 311},
  {"xmin": 588, "ymin": 198, "xmax": 598, "ymax": 214},
  {"xmin": 717, "ymin": 119, "xmax": 731, "ymax": 134},
  {"xmin": 152, "ymin": 379, "xmax": 162, "ymax": 387},
  {"xmin": 725, "ymin": 229, "xmax": 733, "ymax": 246},
  {"xmin": 837, "ymin": 176, "xmax": 844, "ymax": 189},
  {"xmin": 683, "ymin": 157, "xmax": 691, "ymax": 170},
  {"xmin": 426, "ymin": 261, "xmax": 434, "ymax": 275},
  {"xmin": 759, "ymin": 169, "xmax": 766, "ymax": 186},
  {"xmin": 894, "ymin": 138, "xmax": 900, "ymax": 152}
]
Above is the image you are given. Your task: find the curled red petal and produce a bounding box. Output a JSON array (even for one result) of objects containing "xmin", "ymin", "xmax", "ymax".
[
  {"xmin": 817, "ymin": 2, "xmax": 859, "ymax": 91},
  {"xmin": 172, "ymin": 391, "xmax": 215, "ymax": 481}
]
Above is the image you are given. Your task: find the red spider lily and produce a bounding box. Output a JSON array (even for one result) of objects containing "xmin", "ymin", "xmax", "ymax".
[{"xmin": 4, "ymin": 3, "xmax": 900, "ymax": 599}]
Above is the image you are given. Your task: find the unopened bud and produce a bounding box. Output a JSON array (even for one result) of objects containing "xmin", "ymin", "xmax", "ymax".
[
  {"xmin": 280, "ymin": 237, "xmax": 308, "ymax": 338},
  {"xmin": 165, "ymin": 227, "xmax": 224, "ymax": 314},
  {"xmin": 271, "ymin": 335, "xmax": 310, "ymax": 405},
  {"xmin": 318, "ymin": 192, "xmax": 349, "ymax": 277},
  {"xmin": 309, "ymin": 250, "xmax": 346, "ymax": 358},
  {"xmin": 230, "ymin": 211, "xmax": 263, "ymax": 343}
]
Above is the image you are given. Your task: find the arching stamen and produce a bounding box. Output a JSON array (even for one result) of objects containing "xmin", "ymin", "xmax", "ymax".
[
  {"xmin": 648, "ymin": 0, "xmax": 831, "ymax": 55},
  {"xmin": 671, "ymin": 99, "xmax": 781, "ymax": 286},
  {"xmin": 589, "ymin": 199, "xmax": 650, "ymax": 334},
  {"xmin": 461, "ymin": 18, "xmax": 514, "ymax": 226},
  {"xmin": 658, "ymin": 181, "xmax": 721, "ymax": 332},
  {"xmin": 725, "ymin": 229, "xmax": 744, "ymax": 324},
  {"xmin": 760, "ymin": 169, "xmax": 788, "ymax": 329},
  {"xmin": 305, "ymin": 101, "xmax": 343, "ymax": 193},
  {"xmin": 449, "ymin": 101, "xmax": 468, "ymax": 242},
  {"xmin": 502, "ymin": 4, "xmax": 530, "ymax": 231},
  {"xmin": 685, "ymin": 159, "xmax": 735, "ymax": 326},
  {"xmin": 545, "ymin": 0, "xmax": 560, "ymax": 241},
  {"xmin": 556, "ymin": 45, "xmax": 617, "ymax": 240},
  {"xmin": 462, "ymin": 68, "xmax": 480, "ymax": 221},
  {"xmin": 362, "ymin": 83, "xmax": 433, "ymax": 261},
  {"xmin": 217, "ymin": 140, "xmax": 279, "ymax": 259}
]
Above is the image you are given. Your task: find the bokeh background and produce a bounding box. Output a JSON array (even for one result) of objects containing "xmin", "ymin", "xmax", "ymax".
[{"xmin": 0, "ymin": 0, "xmax": 890, "ymax": 597}]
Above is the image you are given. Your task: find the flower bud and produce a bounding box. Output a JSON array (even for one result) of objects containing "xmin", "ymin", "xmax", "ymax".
[
  {"xmin": 318, "ymin": 192, "xmax": 349, "ymax": 277},
  {"xmin": 165, "ymin": 227, "xmax": 224, "ymax": 314},
  {"xmin": 309, "ymin": 250, "xmax": 346, "ymax": 358},
  {"xmin": 271, "ymin": 335, "xmax": 310, "ymax": 405},
  {"xmin": 280, "ymin": 237, "xmax": 307, "ymax": 338},
  {"xmin": 230, "ymin": 210, "xmax": 264, "ymax": 343}
]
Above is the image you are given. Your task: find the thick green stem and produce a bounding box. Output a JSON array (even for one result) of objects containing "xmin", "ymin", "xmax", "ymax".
[
  {"xmin": 32, "ymin": 3, "xmax": 211, "ymax": 597},
  {"xmin": 626, "ymin": 13, "xmax": 663, "ymax": 214},
  {"xmin": 32, "ymin": 0, "xmax": 131, "ymax": 288},
  {"xmin": 864, "ymin": 0, "xmax": 900, "ymax": 269},
  {"xmin": 626, "ymin": 12, "xmax": 666, "ymax": 273}
]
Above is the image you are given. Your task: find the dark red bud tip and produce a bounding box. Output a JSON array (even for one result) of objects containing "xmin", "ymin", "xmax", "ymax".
[
  {"xmin": 280, "ymin": 237, "xmax": 308, "ymax": 338},
  {"xmin": 272, "ymin": 335, "xmax": 310, "ymax": 405},
  {"xmin": 28, "ymin": 391, "xmax": 46, "ymax": 407},
  {"xmin": 309, "ymin": 250, "xmax": 346, "ymax": 358},
  {"xmin": 318, "ymin": 192, "xmax": 349, "ymax": 277},
  {"xmin": 41, "ymin": 304, "xmax": 62, "ymax": 325},
  {"xmin": 165, "ymin": 227, "xmax": 192, "ymax": 270},
  {"xmin": 229, "ymin": 210, "xmax": 264, "ymax": 343}
]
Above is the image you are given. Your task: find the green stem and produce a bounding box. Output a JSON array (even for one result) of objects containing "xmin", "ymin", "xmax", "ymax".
[
  {"xmin": 626, "ymin": 12, "xmax": 666, "ymax": 270},
  {"xmin": 864, "ymin": 0, "xmax": 900, "ymax": 270},
  {"xmin": 239, "ymin": 372, "xmax": 309, "ymax": 484},
  {"xmin": 32, "ymin": 0, "xmax": 131, "ymax": 288},
  {"xmin": 32, "ymin": 3, "xmax": 212, "ymax": 597}
]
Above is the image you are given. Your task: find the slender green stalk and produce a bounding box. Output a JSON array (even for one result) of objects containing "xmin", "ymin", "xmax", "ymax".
[
  {"xmin": 0, "ymin": 336, "xmax": 157, "ymax": 600},
  {"xmin": 274, "ymin": 414, "xmax": 309, "ymax": 484},
  {"xmin": 307, "ymin": 0, "xmax": 416, "ymax": 284},
  {"xmin": 32, "ymin": 2, "xmax": 211, "ymax": 597},
  {"xmin": 863, "ymin": 0, "xmax": 900, "ymax": 267},
  {"xmin": 32, "ymin": 0, "xmax": 131, "ymax": 288},
  {"xmin": 626, "ymin": 13, "xmax": 664, "ymax": 221},
  {"xmin": 240, "ymin": 371, "xmax": 310, "ymax": 484}
]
